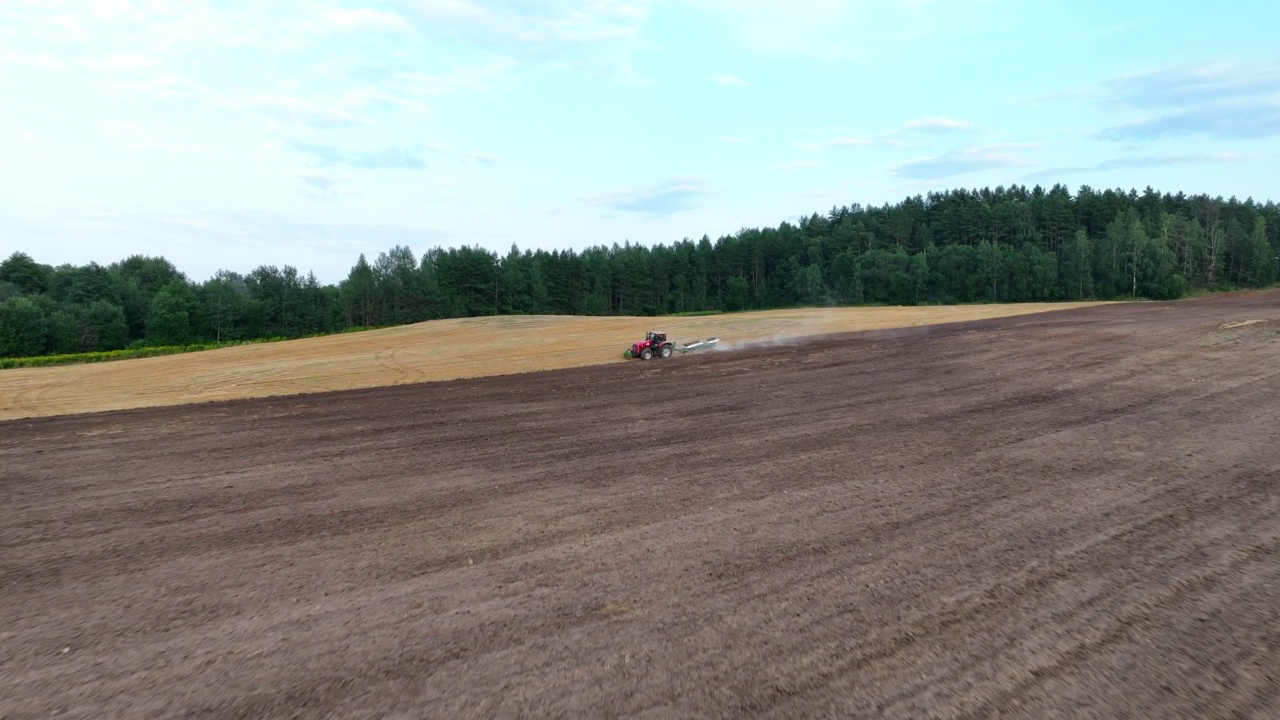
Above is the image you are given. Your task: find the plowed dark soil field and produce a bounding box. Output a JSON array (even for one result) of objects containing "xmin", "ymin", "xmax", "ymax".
[{"xmin": 3, "ymin": 292, "xmax": 1279, "ymax": 719}]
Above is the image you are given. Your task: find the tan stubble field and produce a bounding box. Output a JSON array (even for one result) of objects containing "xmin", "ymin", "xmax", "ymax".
[{"xmin": 0, "ymin": 302, "xmax": 1104, "ymax": 420}]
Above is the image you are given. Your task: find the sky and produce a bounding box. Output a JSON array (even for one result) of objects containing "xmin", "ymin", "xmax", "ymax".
[{"xmin": 2, "ymin": 0, "xmax": 1278, "ymax": 284}]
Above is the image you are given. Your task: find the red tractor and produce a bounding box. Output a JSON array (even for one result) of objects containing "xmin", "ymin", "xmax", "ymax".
[{"xmin": 629, "ymin": 331, "xmax": 674, "ymax": 360}]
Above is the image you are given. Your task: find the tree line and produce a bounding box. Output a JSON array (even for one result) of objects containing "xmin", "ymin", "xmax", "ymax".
[{"xmin": 2, "ymin": 184, "xmax": 1277, "ymax": 358}]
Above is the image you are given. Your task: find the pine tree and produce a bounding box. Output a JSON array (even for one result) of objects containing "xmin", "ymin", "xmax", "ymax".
[
  {"xmin": 1245, "ymin": 218, "xmax": 1275, "ymax": 286},
  {"xmin": 341, "ymin": 254, "xmax": 378, "ymax": 327}
]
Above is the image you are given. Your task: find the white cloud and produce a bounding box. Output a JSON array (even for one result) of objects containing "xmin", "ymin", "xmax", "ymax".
[
  {"xmin": 1109, "ymin": 60, "xmax": 1280, "ymax": 109},
  {"xmin": 2, "ymin": 0, "xmax": 642, "ymax": 159},
  {"xmin": 800, "ymin": 116, "xmax": 978, "ymax": 151},
  {"xmin": 286, "ymin": 138, "xmax": 496, "ymax": 171},
  {"xmin": 296, "ymin": 170, "xmax": 346, "ymax": 190},
  {"xmin": 342, "ymin": 88, "xmax": 432, "ymax": 115},
  {"xmin": 104, "ymin": 75, "xmax": 404, "ymax": 129},
  {"xmin": 579, "ymin": 178, "xmax": 708, "ymax": 216},
  {"xmin": 3, "ymin": 2, "xmax": 269, "ymax": 52},
  {"xmin": 391, "ymin": 59, "xmax": 519, "ymax": 96},
  {"xmin": 710, "ymin": 74, "xmax": 749, "ymax": 87},
  {"xmin": 900, "ymin": 116, "xmax": 977, "ymax": 132},
  {"xmin": 801, "ymin": 136, "xmax": 884, "ymax": 151},
  {"xmin": 103, "ymin": 74, "xmax": 215, "ymax": 101},
  {"xmin": 289, "ymin": 141, "xmax": 430, "ymax": 170},
  {"xmin": 99, "ymin": 119, "xmax": 215, "ymax": 155},
  {"xmin": 1023, "ymin": 151, "xmax": 1255, "ymax": 181},
  {"xmin": 1032, "ymin": 60, "xmax": 1280, "ymax": 141},
  {"xmin": 236, "ymin": 94, "xmax": 369, "ymax": 129},
  {"xmin": 391, "ymin": 0, "xmax": 652, "ymax": 73},
  {"xmin": 83, "ymin": 53, "xmax": 161, "ymax": 74},
  {"xmin": 1101, "ymin": 151, "xmax": 1253, "ymax": 168},
  {"xmin": 1, "ymin": 2, "xmax": 420, "ymax": 62},
  {"xmin": 689, "ymin": 0, "xmax": 854, "ymax": 59},
  {"xmin": 296, "ymin": 170, "xmax": 357, "ymax": 202},
  {"xmin": 1099, "ymin": 60, "xmax": 1280, "ymax": 141},
  {"xmin": 893, "ymin": 143, "xmax": 1039, "ymax": 179},
  {"xmin": 1019, "ymin": 86, "xmax": 1100, "ymax": 105},
  {"xmin": 775, "ymin": 160, "xmax": 822, "ymax": 170},
  {"xmin": 0, "ymin": 52, "xmax": 67, "ymax": 70},
  {"xmin": 316, "ymin": 8, "xmax": 414, "ymax": 35},
  {"xmin": 0, "ymin": 3, "xmax": 97, "ymax": 44},
  {"xmin": 689, "ymin": 0, "xmax": 1000, "ymax": 59},
  {"xmin": 456, "ymin": 151, "xmax": 499, "ymax": 166}
]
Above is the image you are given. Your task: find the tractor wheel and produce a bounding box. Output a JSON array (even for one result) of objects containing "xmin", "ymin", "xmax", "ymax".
[
  {"xmin": 659, "ymin": 345, "xmax": 672, "ymax": 358},
  {"xmin": 640, "ymin": 347, "xmax": 653, "ymax": 360}
]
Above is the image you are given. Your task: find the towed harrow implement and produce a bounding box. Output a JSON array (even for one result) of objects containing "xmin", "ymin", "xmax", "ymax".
[{"xmin": 678, "ymin": 338, "xmax": 719, "ymax": 353}]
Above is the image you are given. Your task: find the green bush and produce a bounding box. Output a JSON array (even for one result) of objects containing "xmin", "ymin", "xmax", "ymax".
[
  {"xmin": 0, "ymin": 339, "xmax": 280, "ymax": 370},
  {"xmin": 0, "ymin": 296, "xmax": 47, "ymax": 357}
]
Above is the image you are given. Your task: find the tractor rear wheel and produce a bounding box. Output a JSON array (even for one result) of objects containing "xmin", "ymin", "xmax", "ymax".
[
  {"xmin": 659, "ymin": 345, "xmax": 672, "ymax": 358},
  {"xmin": 640, "ymin": 347, "xmax": 653, "ymax": 360}
]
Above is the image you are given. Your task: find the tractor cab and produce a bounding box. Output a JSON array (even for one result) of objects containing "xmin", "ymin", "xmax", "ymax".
[{"xmin": 647, "ymin": 331, "xmax": 667, "ymax": 344}]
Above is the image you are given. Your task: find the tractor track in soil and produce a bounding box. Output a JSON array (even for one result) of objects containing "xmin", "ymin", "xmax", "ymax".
[{"xmin": 2, "ymin": 292, "xmax": 1279, "ymax": 718}]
